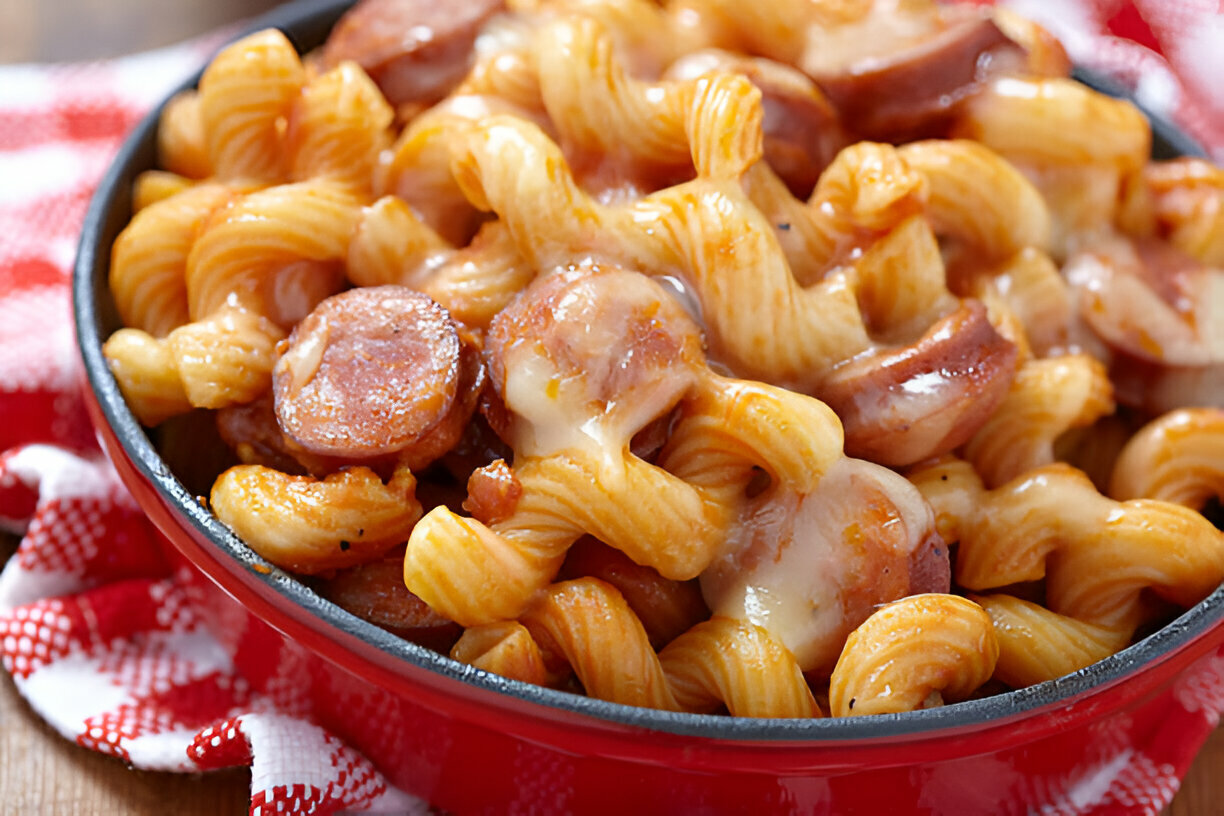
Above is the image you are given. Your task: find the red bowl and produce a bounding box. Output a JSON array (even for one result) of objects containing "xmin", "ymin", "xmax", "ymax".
[{"xmin": 72, "ymin": 1, "xmax": 1223, "ymax": 812}]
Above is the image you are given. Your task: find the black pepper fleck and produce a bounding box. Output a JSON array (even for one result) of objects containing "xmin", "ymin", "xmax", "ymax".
[{"xmin": 339, "ymin": 540, "xmax": 351, "ymax": 551}]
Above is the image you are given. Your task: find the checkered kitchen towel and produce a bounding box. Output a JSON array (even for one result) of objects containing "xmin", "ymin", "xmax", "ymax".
[{"xmin": 0, "ymin": 2, "xmax": 1221, "ymax": 814}]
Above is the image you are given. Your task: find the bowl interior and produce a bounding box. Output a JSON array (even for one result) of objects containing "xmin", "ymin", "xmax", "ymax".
[{"xmin": 72, "ymin": 0, "xmax": 1224, "ymax": 742}]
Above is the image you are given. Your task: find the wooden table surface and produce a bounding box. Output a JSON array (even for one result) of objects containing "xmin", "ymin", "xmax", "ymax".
[{"xmin": 0, "ymin": 0, "xmax": 1220, "ymax": 813}]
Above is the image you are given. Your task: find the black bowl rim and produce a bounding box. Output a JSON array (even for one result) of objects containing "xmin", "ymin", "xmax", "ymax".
[{"xmin": 73, "ymin": 0, "xmax": 1223, "ymax": 745}]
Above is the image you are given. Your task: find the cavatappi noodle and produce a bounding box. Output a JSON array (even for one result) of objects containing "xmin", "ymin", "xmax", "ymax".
[{"xmin": 103, "ymin": 0, "xmax": 1224, "ymax": 719}]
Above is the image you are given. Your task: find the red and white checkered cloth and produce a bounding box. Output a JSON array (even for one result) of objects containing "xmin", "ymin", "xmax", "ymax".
[{"xmin": 0, "ymin": 3, "xmax": 1221, "ymax": 815}]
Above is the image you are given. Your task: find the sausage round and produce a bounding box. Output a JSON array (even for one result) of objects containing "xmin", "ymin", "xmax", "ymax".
[
  {"xmin": 816, "ymin": 300, "xmax": 1019, "ymax": 467},
  {"xmin": 321, "ymin": 0, "xmax": 506, "ymax": 109},
  {"xmin": 666, "ymin": 50, "xmax": 849, "ymax": 197},
  {"xmin": 805, "ymin": 8, "xmax": 1025, "ymax": 142},
  {"xmin": 483, "ymin": 265, "xmax": 705, "ymax": 453},
  {"xmin": 273, "ymin": 285, "xmax": 469, "ymax": 463}
]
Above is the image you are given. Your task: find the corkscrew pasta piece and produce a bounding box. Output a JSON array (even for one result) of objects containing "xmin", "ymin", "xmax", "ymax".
[
  {"xmin": 210, "ymin": 462, "xmax": 423, "ymax": 574},
  {"xmin": 104, "ymin": 303, "xmax": 285, "ymax": 426},
  {"xmin": 527, "ymin": 0, "xmax": 689, "ymax": 75},
  {"xmin": 286, "ymin": 61, "xmax": 394, "ymax": 191},
  {"xmin": 953, "ymin": 76, "xmax": 1150, "ymax": 175},
  {"xmin": 908, "ymin": 457, "xmax": 1224, "ymax": 631},
  {"xmin": 560, "ymin": 537, "xmax": 709, "ymax": 649},
  {"xmin": 532, "ymin": 14, "xmax": 838, "ymax": 194},
  {"xmin": 198, "ymin": 30, "xmax": 306, "ymax": 183},
  {"xmin": 519, "ymin": 578, "xmax": 818, "ymax": 717},
  {"xmin": 456, "ymin": 11, "xmax": 544, "ymax": 112},
  {"xmin": 345, "ymin": 195, "xmax": 450, "ymax": 289},
  {"xmin": 521, "ymin": 578, "xmax": 681, "ymax": 710},
  {"xmin": 346, "ymin": 200, "xmax": 538, "ymax": 331},
  {"xmin": 450, "ymin": 621, "xmax": 549, "ymax": 686},
  {"xmin": 101, "ymin": 329, "xmax": 194, "ymax": 426},
  {"xmin": 534, "ymin": 16, "xmax": 697, "ymax": 178},
  {"xmin": 131, "ymin": 170, "xmax": 196, "ymax": 214},
  {"xmin": 953, "ymin": 76, "xmax": 1150, "ymax": 254},
  {"xmin": 658, "ymin": 616, "xmax": 820, "ymax": 717},
  {"xmin": 664, "ymin": 48, "xmax": 849, "ymax": 196},
  {"xmin": 969, "ymin": 594, "xmax": 1131, "ymax": 689},
  {"xmin": 1109, "ymin": 408, "xmax": 1224, "ymax": 509},
  {"xmin": 109, "ymin": 182, "xmax": 239, "ymax": 337},
  {"xmin": 828, "ymin": 594, "xmax": 998, "ymax": 717},
  {"xmin": 1137, "ymin": 158, "xmax": 1224, "ymax": 266},
  {"xmin": 185, "ymin": 179, "xmax": 360, "ymax": 324},
  {"xmin": 735, "ymin": 140, "xmax": 925, "ymax": 289},
  {"xmin": 416, "ymin": 222, "xmax": 538, "ymax": 330},
  {"xmin": 963, "ymin": 354, "xmax": 1114, "ymax": 488},
  {"xmin": 896, "ymin": 139, "xmax": 1051, "ymax": 259},
  {"xmin": 446, "ymin": 74, "xmax": 761, "ymax": 278},
  {"xmin": 157, "ymin": 91, "xmax": 211, "ymax": 180}
]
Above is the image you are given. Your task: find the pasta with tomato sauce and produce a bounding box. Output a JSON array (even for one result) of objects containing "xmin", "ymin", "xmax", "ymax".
[{"xmin": 103, "ymin": 0, "xmax": 1224, "ymax": 719}]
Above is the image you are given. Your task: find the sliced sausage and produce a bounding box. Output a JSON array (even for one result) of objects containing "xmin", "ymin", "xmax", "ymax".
[
  {"xmin": 274, "ymin": 285, "xmax": 478, "ymax": 468},
  {"xmin": 816, "ymin": 300, "xmax": 1019, "ymax": 467},
  {"xmin": 321, "ymin": 0, "xmax": 506, "ymax": 110},
  {"xmin": 804, "ymin": 6, "xmax": 1026, "ymax": 142},
  {"xmin": 484, "ymin": 265, "xmax": 705, "ymax": 454},
  {"xmin": 216, "ymin": 393, "xmax": 309, "ymax": 476},
  {"xmin": 700, "ymin": 457, "xmax": 950, "ymax": 676},
  {"xmin": 559, "ymin": 536, "xmax": 710, "ymax": 650},
  {"xmin": 316, "ymin": 548, "xmax": 462, "ymax": 652},
  {"xmin": 908, "ymin": 531, "xmax": 952, "ymax": 598},
  {"xmin": 666, "ymin": 50, "xmax": 850, "ymax": 197}
]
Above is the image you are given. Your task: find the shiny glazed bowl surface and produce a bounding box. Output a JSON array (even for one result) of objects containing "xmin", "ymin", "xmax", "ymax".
[{"xmin": 72, "ymin": 0, "xmax": 1222, "ymax": 811}]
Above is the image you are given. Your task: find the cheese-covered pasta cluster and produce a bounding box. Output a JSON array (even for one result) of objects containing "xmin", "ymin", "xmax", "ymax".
[{"xmin": 104, "ymin": 0, "xmax": 1224, "ymax": 719}]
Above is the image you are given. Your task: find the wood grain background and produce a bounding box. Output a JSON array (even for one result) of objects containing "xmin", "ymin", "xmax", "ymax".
[{"xmin": 0, "ymin": 0, "xmax": 1218, "ymax": 812}]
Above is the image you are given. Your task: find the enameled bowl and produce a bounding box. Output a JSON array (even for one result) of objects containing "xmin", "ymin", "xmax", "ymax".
[{"xmin": 73, "ymin": 1, "xmax": 1220, "ymax": 812}]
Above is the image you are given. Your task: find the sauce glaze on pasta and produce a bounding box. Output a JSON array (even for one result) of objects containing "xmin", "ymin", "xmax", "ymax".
[{"xmin": 104, "ymin": 0, "xmax": 1224, "ymax": 719}]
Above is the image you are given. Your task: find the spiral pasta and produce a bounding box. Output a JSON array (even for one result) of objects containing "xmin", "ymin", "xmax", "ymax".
[
  {"xmin": 519, "ymin": 578, "xmax": 818, "ymax": 717},
  {"xmin": 102, "ymin": 0, "xmax": 1224, "ymax": 721},
  {"xmin": 210, "ymin": 462, "xmax": 423, "ymax": 574},
  {"xmin": 963, "ymin": 354, "xmax": 1114, "ymax": 488},
  {"xmin": 909, "ymin": 457, "xmax": 1224, "ymax": 631},
  {"xmin": 829, "ymin": 594, "xmax": 998, "ymax": 717},
  {"xmin": 1109, "ymin": 408, "xmax": 1224, "ymax": 509},
  {"xmin": 969, "ymin": 594, "xmax": 1130, "ymax": 689}
]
